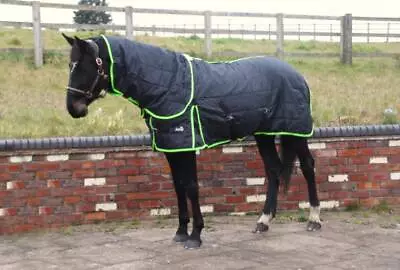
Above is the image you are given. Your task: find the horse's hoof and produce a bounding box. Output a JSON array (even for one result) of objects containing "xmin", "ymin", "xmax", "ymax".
[
  {"xmin": 307, "ymin": 221, "xmax": 322, "ymax": 232},
  {"xmin": 173, "ymin": 232, "xmax": 189, "ymax": 243},
  {"xmin": 184, "ymin": 238, "xmax": 202, "ymax": 249},
  {"xmin": 252, "ymin": 223, "xmax": 269, "ymax": 233}
]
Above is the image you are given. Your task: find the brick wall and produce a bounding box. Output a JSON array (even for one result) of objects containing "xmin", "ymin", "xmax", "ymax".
[{"xmin": 0, "ymin": 136, "xmax": 399, "ymax": 234}]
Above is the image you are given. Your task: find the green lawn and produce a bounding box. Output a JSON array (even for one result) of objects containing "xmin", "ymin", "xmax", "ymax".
[{"xmin": 0, "ymin": 28, "xmax": 399, "ymax": 139}]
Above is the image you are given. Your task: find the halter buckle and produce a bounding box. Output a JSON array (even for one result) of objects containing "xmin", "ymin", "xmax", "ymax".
[{"xmin": 95, "ymin": 58, "xmax": 103, "ymax": 66}]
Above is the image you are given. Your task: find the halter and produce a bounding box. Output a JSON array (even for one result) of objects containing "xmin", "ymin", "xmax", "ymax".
[{"xmin": 66, "ymin": 40, "xmax": 108, "ymax": 99}]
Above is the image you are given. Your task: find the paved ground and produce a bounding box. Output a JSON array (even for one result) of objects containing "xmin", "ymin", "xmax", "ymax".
[{"xmin": 1, "ymin": 210, "xmax": 400, "ymax": 270}]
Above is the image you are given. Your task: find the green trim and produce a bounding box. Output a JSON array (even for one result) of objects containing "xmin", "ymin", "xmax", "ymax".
[
  {"xmin": 190, "ymin": 106, "xmax": 196, "ymax": 148},
  {"xmin": 194, "ymin": 105, "xmax": 206, "ymax": 146},
  {"xmin": 143, "ymin": 54, "xmax": 195, "ymax": 120},
  {"xmin": 254, "ymin": 129, "xmax": 314, "ymax": 137},
  {"xmin": 207, "ymin": 55, "xmax": 265, "ymax": 64},
  {"xmin": 207, "ymin": 139, "xmax": 231, "ymax": 148},
  {"xmin": 101, "ymin": 36, "xmax": 130, "ymax": 98}
]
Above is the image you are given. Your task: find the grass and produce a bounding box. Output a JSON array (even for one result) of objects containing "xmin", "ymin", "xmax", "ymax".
[{"xmin": 0, "ymin": 28, "xmax": 399, "ymax": 139}]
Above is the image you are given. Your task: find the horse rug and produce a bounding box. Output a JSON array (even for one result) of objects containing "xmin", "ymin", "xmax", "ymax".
[{"xmin": 100, "ymin": 35, "xmax": 313, "ymax": 152}]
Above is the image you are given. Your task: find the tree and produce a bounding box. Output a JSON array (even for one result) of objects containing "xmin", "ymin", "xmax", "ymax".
[{"xmin": 73, "ymin": 0, "xmax": 112, "ymax": 25}]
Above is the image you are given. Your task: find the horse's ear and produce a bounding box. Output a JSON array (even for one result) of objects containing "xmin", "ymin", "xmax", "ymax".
[
  {"xmin": 62, "ymin": 33, "xmax": 74, "ymax": 46},
  {"xmin": 74, "ymin": 36, "xmax": 90, "ymax": 53}
]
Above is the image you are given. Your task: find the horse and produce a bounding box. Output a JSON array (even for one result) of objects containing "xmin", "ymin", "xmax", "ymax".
[{"xmin": 62, "ymin": 33, "xmax": 321, "ymax": 249}]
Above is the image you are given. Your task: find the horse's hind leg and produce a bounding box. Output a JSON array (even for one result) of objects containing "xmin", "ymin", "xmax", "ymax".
[
  {"xmin": 293, "ymin": 137, "xmax": 322, "ymax": 231},
  {"xmin": 253, "ymin": 135, "xmax": 282, "ymax": 233},
  {"xmin": 165, "ymin": 151, "xmax": 204, "ymax": 249}
]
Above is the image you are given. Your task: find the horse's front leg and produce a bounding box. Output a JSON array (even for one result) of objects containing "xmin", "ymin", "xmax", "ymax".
[
  {"xmin": 253, "ymin": 135, "xmax": 282, "ymax": 233},
  {"xmin": 166, "ymin": 153, "xmax": 190, "ymax": 242},
  {"xmin": 165, "ymin": 151, "xmax": 203, "ymax": 249}
]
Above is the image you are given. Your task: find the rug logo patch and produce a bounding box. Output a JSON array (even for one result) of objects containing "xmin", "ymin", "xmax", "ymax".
[{"xmin": 174, "ymin": 126, "xmax": 185, "ymax": 132}]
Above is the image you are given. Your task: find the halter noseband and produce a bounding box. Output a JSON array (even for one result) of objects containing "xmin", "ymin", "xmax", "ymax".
[{"xmin": 66, "ymin": 40, "xmax": 108, "ymax": 99}]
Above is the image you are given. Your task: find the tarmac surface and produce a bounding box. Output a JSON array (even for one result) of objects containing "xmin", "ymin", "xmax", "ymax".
[{"xmin": 1, "ymin": 210, "xmax": 400, "ymax": 270}]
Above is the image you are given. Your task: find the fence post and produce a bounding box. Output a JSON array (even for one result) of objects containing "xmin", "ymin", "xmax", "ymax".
[
  {"xmin": 32, "ymin": 1, "xmax": 43, "ymax": 68},
  {"xmin": 204, "ymin": 11, "xmax": 212, "ymax": 58},
  {"xmin": 386, "ymin": 22, "xmax": 390, "ymax": 43},
  {"xmin": 125, "ymin": 6, "xmax": 133, "ymax": 40},
  {"xmin": 276, "ymin": 13, "xmax": 284, "ymax": 59},
  {"xmin": 340, "ymin": 13, "xmax": 352, "ymax": 65}
]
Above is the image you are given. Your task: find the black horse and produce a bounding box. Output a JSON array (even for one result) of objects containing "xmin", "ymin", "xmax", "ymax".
[{"xmin": 62, "ymin": 33, "xmax": 321, "ymax": 249}]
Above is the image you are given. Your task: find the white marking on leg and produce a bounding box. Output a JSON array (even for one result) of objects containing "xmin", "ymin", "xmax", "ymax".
[
  {"xmin": 257, "ymin": 213, "xmax": 272, "ymax": 225},
  {"xmin": 309, "ymin": 206, "xmax": 321, "ymax": 223}
]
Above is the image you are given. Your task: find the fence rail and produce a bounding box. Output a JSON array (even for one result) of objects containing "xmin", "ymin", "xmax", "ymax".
[{"xmin": 1, "ymin": 0, "xmax": 400, "ymax": 66}]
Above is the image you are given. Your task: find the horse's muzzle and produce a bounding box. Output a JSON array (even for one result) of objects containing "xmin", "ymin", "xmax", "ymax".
[{"xmin": 67, "ymin": 102, "xmax": 88, "ymax": 118}]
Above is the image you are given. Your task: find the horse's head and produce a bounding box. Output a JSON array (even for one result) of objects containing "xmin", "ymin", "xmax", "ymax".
[{"xmin": 62, "ymin": 33, "xmax": 108, "ymax": 118}]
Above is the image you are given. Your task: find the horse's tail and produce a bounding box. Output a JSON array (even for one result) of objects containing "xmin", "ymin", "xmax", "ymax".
[{"xmin": 279, "ymin": 135, "xmax": 297, "ymax": 194}]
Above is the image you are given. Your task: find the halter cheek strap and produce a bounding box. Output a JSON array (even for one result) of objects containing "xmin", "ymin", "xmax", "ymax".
[{"xmin": 66, "ymin": 40, "xmax": 108, "ymax": 99}]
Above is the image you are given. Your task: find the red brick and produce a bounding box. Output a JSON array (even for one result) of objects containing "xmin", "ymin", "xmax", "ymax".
[
  {"xmin": 64, "ymin": 196, "xmax": 81, "ymax": 204},
  {"xmin": 226, "ymin": 195, "xmax": 245, "ymax": 203},
  {"xmin": 81, "ymin": 161, "xmax": 96, "ymax": 169},
  {"xmin": 338, "ymin": 148, "xmax": 373, "ymax": 157},
  {"xmin": 369, "ymin": 172, "xmax": 389, "ymax": 181},
  {"xmin": 108, "ymin": 152, "xmax": 137, "ymax": 159},
  {"xmin": 35, "ymin": 188, "xmax": 51, "ymax": 197},
  {"xmin": 51, "ymin": 188, "xmax": 73, "ymax": 197},
  {"xmin": 39, "ymin": 206, "xmax": 54, "ymax": 215},
  {"xmin": 246, "ymin": 161, "xmax": 263, "ymax": 169},
  {"xmin": 370, "ymin": 189, "xmax": 390, "ymax": 197},
  {"xmin": 85, "ymin": 212, "xmax": 105, "ymax": 221},
  {"xmin": 238, "ymin": 187, "xmax": 258, "ymax": 195},
  {"xmin": 286, "ymin": 192, "xmax": 308, "ymax": 201},
  {"xmin": 214, "ymin": 204, "xmax": 234, "ymax": 212},
  {"xmin": 235, "ymin": 203, "xmax": 261, "ymax": 213},
  {"xmin": 118, "ymin": 184, "xmax": 139, "ymax": 193},
  {"xmin": 315, "ymin": 149, "xmax": 337, "ymax": 157},
  {"xmin": 27, "ymin": 197, "xmax": 41, "ymax": 206},
  {"xmin": 77, "ymin": 205, "xmax": 95, "ymax": 213},
  {"xmin": 63, "ymin": 214, "xmax": 83, "ymax": 224},
  {"xmin": 12, "ymin": 224, "xmax": 35, "ymax": 234},
  {"xmin": 353, "ymin": 191, "xmax": 370, "ymax": 199},
  {"xmin": 360, "ymin": 198, "xmax": 380, "ymax": 207},
  {"xmin": 374, "ymin": 147, "xmax": 400, "ymax": 155},
  {"xmin": 47, "ymin": 179, "xmax": 61, "ymax": 188},
  {"xmin": 60, "ymin": 161, "xmax": 82, "ymax": 170},
  {"xmin": 389, "ymin": 155, "xmax": 400, "ymax": 164},
  {"xmin": 126, "ymin": 191, "xmax": 171, "ymax": 200},
  {"xmin": 126, "ymin": 158, "xmax": 147, "ymax": 166},
  {"xmin": 8, "ymin": 181, "xmax": 25, "ymax": 189},
  {"xmin": 348, "ymin": 156, "xmax": 369, "ymax": 165},
  {"xmin": 73, "ymin": 170, "xmax": 95, "ymax": 178},
  {"xmin": 128, "ymin": 175, "xmax": 150, "ymax": 183},
  {"xmin": 349, "ymin": 173, "xmax": 368, "ymax": 182},
  {"xmin": 212, "ymin": 187, "xmax": 233, "ymax": 196},
  {"xmin": 139, "ymin": 200, "xmax": 161, "ymax": 208},
  {"xmin": 329, "ymin": 191, "xmax": 353, "ymax": 199},
  {"xmin": 35, "ymin": 171, "xmax": 50, "ymax": 180},
  {"xmin": 96, "ymin": 160, "xmax": 126, "ymax": 169},
  {"xmin": 205, "ymin": 196, "xmax": 225, "ymax": 204},
  {"xmin": 2, "ymin": 208, "xmax": 18, "ymax": 216},
  {"xmin": 106, "ymin": 176, "xmax": 127, "ymax": 185},
  {"xmin": 0, "ymin": 173, "xmax": 11, "ymax": 182},
  {"xmin": 24, "ymin": 162, "xmax": 60, "ymax": 171},
  {"xmin": 7, "ymin": 164, "xmax": 23, "ymax": 172},
  {"xmin": 119, "ymin": 168, "xmax": 139, "ymax": 176},
  {"xmin": 161, "ymin": 182, "xmax": 174, "ymax": 190},
  {"xmin": 106, "ymin": 211, "xmax": 129, "ymax": 221},
  {"xmin": 126, "ymin": 200, "xmax": 140, "ymax": 209}
]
